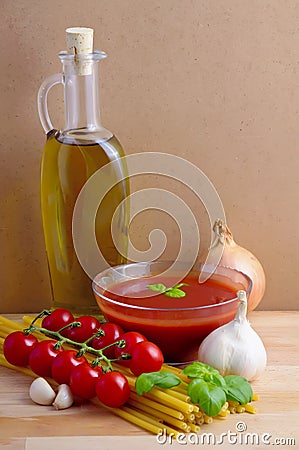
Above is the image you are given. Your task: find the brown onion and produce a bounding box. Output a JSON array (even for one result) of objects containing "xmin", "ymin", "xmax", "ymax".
[{"xmin": 210, "ymin": 219, "xmax": 266, "ymax": 311}]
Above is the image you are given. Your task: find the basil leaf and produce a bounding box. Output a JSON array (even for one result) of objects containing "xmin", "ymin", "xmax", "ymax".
[
  {"xmin": 188, "ymin": 380, "xmax": 226, "ymax": 416},
  {"xmin": 224, "ymin": 375, "xmax": 253, "ymax": 404},
  {"xmin": 147, "ymin": 284, "xmax": 167, "ymax": 293},
  {"xmin": 173, "ymin": 283, "xmax": 188, "ymax": 289},
  {"xmin": 135, "ymin": 373, "xmax": 154, "ymax": 395},
  {"xmin": 209, "ymin": 372, "xmax": 227, "ymax": 390},
  {"xmin": 182, "ymin": 362, "xmax": 220, "ymax": 379},
  {"xmin": 147, "ymin": 283, "xmax": 188, "ymax": 298},
  {"xmin": 154, "ymin": 371, "xmax": 182, "ymax": 389},
  {"xmin": 165, "ymin": 289, "xmax": 186, "ymax": 298},
  {"xmin": 135, "ymin": 371, "xmax": 181, "ymax": 395},
  {"xmin": 186, "ymin": 378, "xmax": 206, "ymax": 401}
]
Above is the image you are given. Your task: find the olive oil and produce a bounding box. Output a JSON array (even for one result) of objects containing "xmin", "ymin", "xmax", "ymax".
[
  {"xmin": 41, "ymin": 131, "xmax": 129, "ymax": 314},
  {"xmin": 38, "ymin": 28, "xmax": 130, "ymax": 314}
]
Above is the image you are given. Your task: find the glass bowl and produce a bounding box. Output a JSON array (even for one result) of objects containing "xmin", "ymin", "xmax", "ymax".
[{"xmin": 92, "ymin": 261, "xmax": 252, "ymax": 365}]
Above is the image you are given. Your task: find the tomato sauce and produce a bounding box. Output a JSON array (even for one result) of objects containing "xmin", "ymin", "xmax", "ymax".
[
  {"xmin": 97, "ymin": 275, "xmax": 240, "ymax": 364},
  {"xmin": 105, "ymin": 276, "xmax": 236, "ymax": 307}
]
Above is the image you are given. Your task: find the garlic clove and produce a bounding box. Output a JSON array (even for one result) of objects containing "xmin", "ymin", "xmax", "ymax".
[
  {"xmin": 29, "ymin": 377, "xmax": 56, "ymax": 405},
  {"xmin": 52, "ymin": 384, "xmax": 74, "ymax": 410}
]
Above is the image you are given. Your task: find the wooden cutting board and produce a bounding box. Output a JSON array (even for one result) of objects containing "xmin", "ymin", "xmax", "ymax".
[{"xmin": 0, "ymin": 312, "xmax": 298, "ymax": 449}]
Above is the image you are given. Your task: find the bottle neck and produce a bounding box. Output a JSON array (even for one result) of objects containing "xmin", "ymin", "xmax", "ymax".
[{"xmin": 59, "ymin": 52, "xmax": 111, "ymax": 142}]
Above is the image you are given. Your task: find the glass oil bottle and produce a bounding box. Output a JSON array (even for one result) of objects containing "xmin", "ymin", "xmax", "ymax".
[{"xmin": 38, "ymin": 27, "xmax": 129, "ymax": 314}]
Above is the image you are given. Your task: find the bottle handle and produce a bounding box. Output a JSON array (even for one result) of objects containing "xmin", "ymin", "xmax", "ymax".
[{"xmin": 37, "ymin": 73, "xmax": 63, "ymax": 134}]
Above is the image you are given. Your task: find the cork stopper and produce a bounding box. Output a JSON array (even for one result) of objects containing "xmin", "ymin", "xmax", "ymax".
[
  {"xmin": 66, "ymin": 27, "xmax": 94, "ymax": 54},
  {"xmin": 65, "ymin": 27, "xmax": 94, "ymax": 75}
]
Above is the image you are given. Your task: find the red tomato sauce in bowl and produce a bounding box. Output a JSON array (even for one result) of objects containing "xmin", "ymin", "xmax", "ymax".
[{"xmin": 93, "ymin": 263, "xmax": 252, "ymax": 364}]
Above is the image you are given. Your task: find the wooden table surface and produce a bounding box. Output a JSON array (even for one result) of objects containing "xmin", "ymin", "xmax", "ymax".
[{"xmin": 0, "ymin": 312, "xmax": 298, "ymax": 449}]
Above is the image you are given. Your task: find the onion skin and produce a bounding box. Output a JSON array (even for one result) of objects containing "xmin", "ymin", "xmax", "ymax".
[{"xmin": 211, "ymin": 220, "xmax": 266, "ymax": 312}]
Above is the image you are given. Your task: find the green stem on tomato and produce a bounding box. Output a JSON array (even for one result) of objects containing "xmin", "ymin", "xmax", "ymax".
[
  {"xmin": 82, "ymin": 328, "xmax": 105, "ymax": 347},
  {"xmin": 26, "ymin": 320, "xmax": 128, "ymax": 372},
  {"xmin": 57, "ymin": 321, "xmax": 81, "ymax": 335},
  {"xmin": 23, "ymin": 310, "xmax": 52, "ymax": 335},
  {"xmin": 31, "ymin": 309, "xmax": 52, "ymax": 326},
  {"xmin": 91, "ymin": 356, "xmax": 113, "ymax": 372}
]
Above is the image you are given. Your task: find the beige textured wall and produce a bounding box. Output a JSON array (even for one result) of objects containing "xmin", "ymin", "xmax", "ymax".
[{"xmin": 0, "ymin": 0, "xmax": 298, "ymax": 312}]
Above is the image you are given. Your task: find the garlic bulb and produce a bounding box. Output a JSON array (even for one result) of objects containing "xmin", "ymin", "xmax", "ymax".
[
  {"xmin": 52, "ymin": 384, "xmax": 74, "ymax": 410},
  {"xmin": 29, "ymin": 377, "xmax": 56, "ymax": 405},
  {"xmin": 198, "ymin": 290, "xmax": 267, "ymax": 381}
]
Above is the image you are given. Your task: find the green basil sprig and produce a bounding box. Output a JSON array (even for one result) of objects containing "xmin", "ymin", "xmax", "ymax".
[
  {"xmin": 147, "ymin": 283, "xmax": 188, "ymax": 298},
  {"xmin": 135, "ymin": 370, "xmax": 181, "ymax": 395},
  {"xmin": 135, "ymin": 361, "xmax": 252, "ymax": 417},
  {"xmin": 224, "ymin": 375, "xmax": 253, "ymax": 404},
  {"xmin": 187, "ymin": 379, "xmax": 227, "ymax": 417}
]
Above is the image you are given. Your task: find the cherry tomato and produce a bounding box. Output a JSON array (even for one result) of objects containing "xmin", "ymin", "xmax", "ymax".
[
  {"xmin": 114, "ymin": 331, "xmax": 147, "ymax": 366},
  {"xmin": 129, "ymin": 341, "xmax": 164, "ymax": 376},
  {"xmin": 42, "ymin": 308, "xmax": 74, "ymax": 333},
  {"xmin": 70, "ymin": 363, "xmax": 102, "ymax": 399},
  {"xmin": 51, "ymin": 350, "xmax": 87, "ymax": 384},
  {"xmin": 91, "ymin": 323, "xmax": 124, "ymax": 358},
  {"xmin": 29, "ymin": 340, "xmax": 63, "ymax": 377},
  {"xmin": 3, "ymin": 331, "xmax": 38, "ymax": 366},
  {"xmin": 96, "ymin": 371, "xmax": 130, "ymax": 407},
  {"xmin": 65, "ymin": 316, "xmax": 100, "ymax": 343}
]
